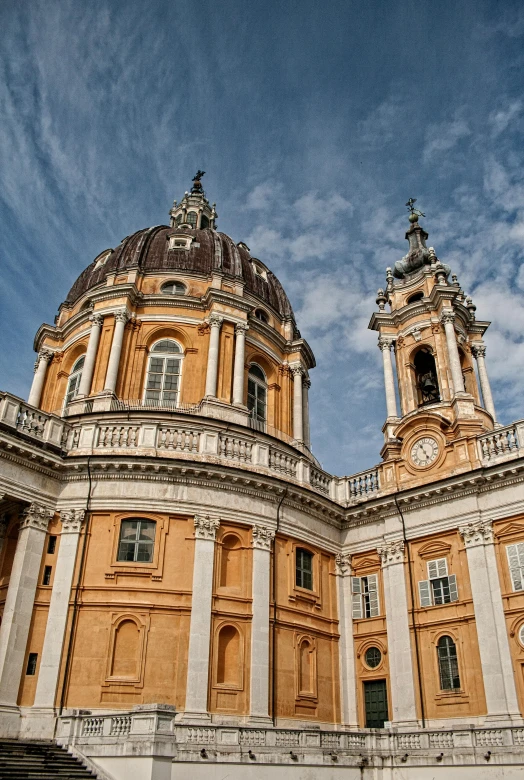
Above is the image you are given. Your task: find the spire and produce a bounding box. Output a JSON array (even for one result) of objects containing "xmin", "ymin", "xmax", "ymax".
[{"xmin": 169, "ymin": 172, "xmax": 217, "ymax": 230}]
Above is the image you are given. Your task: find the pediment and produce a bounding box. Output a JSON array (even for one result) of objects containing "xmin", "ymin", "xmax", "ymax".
[
  {"xmin": 495, "ymin": 521, "xmax": 524, "ymax": 540},
  {"xmin": 417, "ymin": 539, "xmax": 452, "ymax": 559},
  {"xmin": 353, "ymin": 556, "xmax": 380, "ymax": 573}
]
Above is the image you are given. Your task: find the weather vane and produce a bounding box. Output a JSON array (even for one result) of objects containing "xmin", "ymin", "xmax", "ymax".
[
  {"xmin": 405, "ymin": 197, "xmax": 425, "ymax": 218},
  {"xmin": 193, "ymin": 170, "xmax": 205, "ymax": 182}
]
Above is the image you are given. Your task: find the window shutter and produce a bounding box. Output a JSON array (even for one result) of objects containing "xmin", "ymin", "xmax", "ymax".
[
  {"xmin": 351, "ymin": 577, "xmax": 363, "ymax": 619},
  {"xmin": 448, "ymin": 574, "xmax": 459, "ymax": 602},
  {"xmin": 428, "ymin": 558, "xmax": 448, "ymax": 579},
  {"xmin": 367, "ymin": 573, "xmax": 380, "ymax": 617},
  {"xmin": 507, "ymin": 544, "xmax": 524, "ymax": 591},
  {"xmin": 419, "ymin": 579, "xmax": 432, "ymax": 607}
]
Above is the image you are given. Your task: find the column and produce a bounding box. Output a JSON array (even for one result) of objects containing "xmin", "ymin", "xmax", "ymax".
[
  {"xmin": 232, "ymin": 322, "xmax": 249, "ymax": 405},
  {"xmin": 103, "ymin": 310, "xmax": 129, "ymax": 393},
  {"xmin": 249, "ymin": 524, "xmax": 275, "ymax": 723},
  {"xmin": 471, "ymin": 343, "xmax": 497, "ymax": 421},
  {"xmin": 183, "ymin": 515, "xmax": 220, "ymax": 720},
  {"xmin": 0, "ymin": 504, "xmax": 53, "ymax": 706},
  {"xmin": 459, "ymin": 519, "xmax": 520, "ymax": 721},
  {"xmin": 204, "ymin": 314, "xmax": 223, "ymax": 398},
  {"xmin": 440, "ymin": 310, "xmax": 465, "ymax": 394},
  {"xmin": 335, "ymin": 553, "xmax": 358, "ymax": 727},
  {"xmin": 77, "ymin": 314, "xmax": 104, "ymax": 397},
  {"xmin": 291, "ymin": 365, "xmax": 304, "ymax": 442},
  {"xmin": 33, "ymin": 509, "xmax": 85, "ymax": 712},
  {"xmin": 28, "ymin": 350, "xmax": 53, "ymax": 408},
  {"xmin": 378, "ymin": 337, "xmax": 398, "ymax": 418},
  {"xmin": 302, "ymin": 377, "xmax": 311, "ymax": 449},
  {"xmin": 378, "ymin": 539, "xmax": 417, "ymax": 725}
]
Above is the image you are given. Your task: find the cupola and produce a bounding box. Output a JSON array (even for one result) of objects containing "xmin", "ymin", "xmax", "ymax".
[{"xmin": 169, "ymin": 171, "xmax": 217, "ymax": 231}]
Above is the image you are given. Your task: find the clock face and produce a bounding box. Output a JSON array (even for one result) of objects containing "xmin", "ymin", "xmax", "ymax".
[{"xmin": 410, "ymin": 437, "xmax": 439, "ymax": 467}]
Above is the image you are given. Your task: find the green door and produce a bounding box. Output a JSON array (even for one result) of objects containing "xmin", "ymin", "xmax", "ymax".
[{"xmin": 364, "ymin": 679, "xmax": 388, "ymax": 728}]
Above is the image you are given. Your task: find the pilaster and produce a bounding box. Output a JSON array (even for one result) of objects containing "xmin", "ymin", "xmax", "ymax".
[
  {"xmin": 335, "ymin": 553, "xmax": 358, "ymax": 728},
  {"xmin": 249, "ymin": 524, "xmax": 275, "ymax": 724}
]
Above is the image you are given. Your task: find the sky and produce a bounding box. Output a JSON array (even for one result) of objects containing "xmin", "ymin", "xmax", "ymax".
[{"xmin": 1, "ymin": 0, "xmax": 524, "ymax": 477}]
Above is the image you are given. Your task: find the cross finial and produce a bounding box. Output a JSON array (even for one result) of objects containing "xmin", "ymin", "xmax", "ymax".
[{"xmin": 405, "ymin": 198, "xmax": 425, "ymax": 218}]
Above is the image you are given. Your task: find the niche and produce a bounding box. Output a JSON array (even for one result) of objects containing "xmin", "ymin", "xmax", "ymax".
[
  {"xmin": 111, "ymin": 619, "xmax": 140, "ymax": 679},
  {"xmin": 299, "ymin": 639, "xmax": 314, "ymax": 694},
  {"xmin": 216, "ymin": 625, "xmax": 241, "ymax": 686},
  {"xmin": 219, "ymin": 534, "xmax": 242, "ymax": 590}
]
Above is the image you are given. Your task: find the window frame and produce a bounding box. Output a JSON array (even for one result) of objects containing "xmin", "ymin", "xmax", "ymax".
[
  {"xmin": 161, "ymin": 280, "xmax": 186, "ymax": 295},
  {"xmin": 296, "ymin": 547, "xmax": 314, "ymax": 591},
  {"xmin": 436, "ymin": 635, "xmax": 461, "ymax": 691},
  {"xmin": 418, "ymin": 557, "xmax": 458, "ymax": 607},
  {"xmin": 116, "ymin": 518, "xmax": 157, "ymax": 564},
  {"xmin": 507, "ymin": 543, "xmax": 524, "ymax": 591},
  {"xmin": 352, "ymin": 573, "xmax": 380, "ymax": 619},
  {"xmin": 247, "ymin": 363, "xmax": 267, "ymax": 425},
  {"xmin": 65, "ymin": 355, "xmax": 86, "ymax": 406},
  {"xmin": 143, "ymin": 339, "xmax": 184, "ymax": 407}
]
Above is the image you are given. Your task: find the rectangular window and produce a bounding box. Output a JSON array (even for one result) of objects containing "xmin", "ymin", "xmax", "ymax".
[
  {"xmin": 26, "ymin": 653, "xmax": 38, "ymax": 676},
  {"xmin": 507, "ymin": 543, "xmax": 524, "ymax": 591},
  {"xmin": 418, "ymin": 558, "xmax": 458, "ymax": 607},
  {"xmin": 351, "ymin": 574, "xmax": 380, "ymax": 619},
  {"xmin": 47, "ymin": 536, "xmax": 57, "ymax": 555},
  {"xmin": 296, "ymin": 548, "xmax": 313, "ymax": 590},
  {"xmin": 117, "ymin": 519, "xmax": 156, "ymax": 563},
  {"xmin": 42, "ymin": 565, "xmax": 52, "ymax": 586}
]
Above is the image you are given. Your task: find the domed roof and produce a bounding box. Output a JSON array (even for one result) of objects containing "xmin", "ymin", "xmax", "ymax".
[{"xmin": 65, "ymin": 225, "xmax": 295, "ymax": 319}]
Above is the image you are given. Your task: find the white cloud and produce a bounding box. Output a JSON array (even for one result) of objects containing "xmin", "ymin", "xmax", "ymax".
[
  {"xmin": 423, "ymin": 118, "xmax": 471, "ymax": 163},
  {"xmin": 489, "ymin": 100, "xmax": 523, "ymax": 136}
]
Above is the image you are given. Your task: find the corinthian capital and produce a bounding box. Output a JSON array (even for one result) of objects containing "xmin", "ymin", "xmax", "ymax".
[
  {"xmin": 194, "ymin": 515, "xmax": 220, "ymax": 540},
  {"xmin": 114, "ymin": 309, "xmax": 129, "ymax": 324},
  {"xmin": 251, "ymin": 524, "xmax": 275, "ymax": 550},
  {"xmin": 235, "ymin": 322, "xmax": 249, "ymax": 335},
  {"xmin": 471, "ymin": 342, "xmax": 486, "ymax": 359},
  {"xmin": 290, "ymin": 364, "xmax": 304, "ymax": 378},
  {"xmin": 459, "ymin": 518, "xmax": 493, "ymax": 547},
  {"xmin": 38, "ymin": 348, "xmax": 54, "ymax": 365},
  {"xmin": 377, "ymin": 538, "xmax": 405, "ymax": 567},
  {"xmin": 60, "ymin": 508, "xmax": 86, "ymax": 534},
  {"xmin": 208, "ymin": 313, "xmax": 224, "ymax": 329},
  {"xmin": 335, "ymin": 552, "xmax": 351, "ymax": 576},
  {"xmin": 440, "ymin": 309, "xmax": 455, "ymax": 325},
  {"xmin": 90, "ymin": 313, "xmax": 104, "ymax": 327},
  {"xmin": 20, "ymin": 503, "xmax": 54, "ymax": 532},
  {"xmin": 378, "ymin": 336, "xmax": 395, "ymax": 351}
]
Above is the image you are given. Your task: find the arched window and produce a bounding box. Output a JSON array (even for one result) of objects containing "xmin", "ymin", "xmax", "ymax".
[
  {"xmin": 414, "ymin": 348, "xmax": 440, "ymax": 406},
  {"xmin": 437, "ymin": 636, "xmax": 461, "ymax": 690},
  {"xmin": 200, "ymin": 215, "xmax": 210, "ymax": 229},
  {"xmin": 65, "ymin": 356, "xmax": 85, "ymax": 405},
  {"xmin": 186, "ymin": 211, "xmax": 197, "ymax": 228},
  {"xmin": 117, "ymin": 518, "xmax": 156, "ymax": 562},
  {"xmin": 407, "ymin": 291, "xmax": 424, "ymax": 304},
  {"xmin": 247, "ymin": 364, "xmax": 267, "ymax": 423},
  {"xmin": 217, "ymin": 625, "xmax": 240, "ymax": 686},
  {"xmin": 144, "ymin": 339, "xmax": 183, "ymax": 406},
  {"xmin": 161, "ymin": 280, "xmax": 186, "ymax": 296}
]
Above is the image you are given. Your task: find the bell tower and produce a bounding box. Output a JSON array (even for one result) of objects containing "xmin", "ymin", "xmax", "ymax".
[{"xmin": 369, "ymin": 201, "xmax": 497, "ymax": 485}]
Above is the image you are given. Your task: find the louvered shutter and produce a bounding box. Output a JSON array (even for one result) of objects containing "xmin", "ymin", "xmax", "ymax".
[
  {"xmin": 367, "ymin": 573, "xmax": 380, "ymax": 617},
  {"xmin": 448, "ymin": 574, "xmax": 459, "ymax": 602},
  {"xmin": 507, "ymin": 544, "xmax": 524, "ymax": 591},
  {"xmin": 428, "ymin": 557, "xmax": 448, "ymax": 579},
  {"xmin": 418, "ymin": 579, "xmax": 432, "ymax": 607},
  {"xmin": 351, "ymin": 577, "xmax": 363, "ymax": 619}
]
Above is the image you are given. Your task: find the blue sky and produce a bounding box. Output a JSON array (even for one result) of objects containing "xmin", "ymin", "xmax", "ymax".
[{"xmin": 1, "ymin": 1, "xmax": 524, "ymax": 476}]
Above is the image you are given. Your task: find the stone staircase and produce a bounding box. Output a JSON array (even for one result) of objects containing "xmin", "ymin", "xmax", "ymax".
[{"xmin": 0, "ymin": 740, "xmax": 99, "ymax": 779}]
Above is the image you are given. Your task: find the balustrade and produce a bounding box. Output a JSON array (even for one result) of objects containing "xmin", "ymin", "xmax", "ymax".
[
  {"xmin": 310, "ymin": 465, "xmax": 331, "ymax": 495},
  {"xmin": 219, "ymin": 434, "xmax": 253, "ymax": 463},
  {"xmin": 347, "ymin": 468, "xmax": 380, "ymax": 501},
  {"xmin": 478, "ymin": 424, "xmax": 519, "ymax": 462},
  {"xmin": 157, "ymin": 427, "xmax": 200, "ymax": 452}
]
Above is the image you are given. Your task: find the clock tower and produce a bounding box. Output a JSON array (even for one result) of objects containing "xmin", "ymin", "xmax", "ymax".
[{"xmin": 369, "ymin": 203, "xmax": 497, "ymax": 488}]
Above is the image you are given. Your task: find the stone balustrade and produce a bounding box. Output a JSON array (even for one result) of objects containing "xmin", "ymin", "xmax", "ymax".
[
  {"xmin": 478, "ymin": 422, "xmax": 524, "ymax": 464},
  {"xmin": 0, "ymin": 392, "xmax": 70, "ymax": 451},
  {"xmin": 56, "ymin": 711, "xmax": 524, "ymax": 770}
]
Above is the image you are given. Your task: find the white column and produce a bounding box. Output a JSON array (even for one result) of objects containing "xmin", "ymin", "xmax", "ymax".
[
  {"xmin": 335, "ymin": 553, "xmax": 358, "ymax": 727},
  {"xmin": 204, "ymin": 314, "xmax": 223, "ymax": 398},
  {"xmin": 459, "ymin": 519, "xmax": 520, "ymax": 721},
  {"xmin": 441, "ymin": 310, "xmax": 465, "ymax": 394},
  {"xmin": 378, "ymin": 337, "xmax": 398, "ymax": 418},
  {"xmin": 302, "ymin": 377, "xmax": 311, "ymax": 448},
  {"xmin": 471, "ymin": 343, "xmax": 497, "ymax": 421},
  {"xmin": 232, "ymin": 322, "xmax": 249, "ymax": 405},
  {"xmin": 291, "ymin": 365, "xmax": 304, "ymax": 442},
  {"xmin": 249, "ymin": 524, "xmax": 275, "ymax": 723},
  {"xmin": 378, "ymin": 539, "xmax": 417, "ymax": 725},
  {"xmin": 0, "ymin": 504, "xmax": 53, "ymax": 705},
  {"xmin": 78, "ymin": 314, "xmax": 104, "ymax": 397},
  {"xmin": 103, "ymin": 310, "xmax": 129, "ymax": 393},
  {"xmin": 183, "ymin": 515, "xmax": 220, "ymax": 720},
  {"xmin": 33, "ymin": 509, "xmax": 84, "ymax": 710},
  {"xmin": 28, "ymin": 350, "xmax": 53, "ymax": 408}
]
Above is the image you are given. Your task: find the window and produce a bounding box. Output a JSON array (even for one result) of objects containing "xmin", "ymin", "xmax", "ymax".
[
  {"xmin": 65, "ymin": 355, "xmax": 85, "ymax": 405},
  {"xmin": 26, "ymin": 653, "xmax": 38, "ymax": 676},
  {"xmin": 352, "ymin": 574, "xmax": 380, "ymax": 618},
  {"xmin": 47, "ymin": 536, "xmax": 57, "ymax": 554},
  {"xmin": 175, "ymin": 214, "xmax": 183, "ymax": 225},
  {"xmin": 201, "ymin": 215, "xmax": 210, "ymax": 229},
  {"xmin": 414, "ymin": 348, "xmax": 440, "ymax": 406},
  {"xmin": 186, "ymin": 211, "xmax": 197, "ymax": 228},
  {"xmin": 418, "ymin": 558, "xmax": 458, "ymax": 607},
  {"xmin": 144, "ymin": 339, "xmax": 183, "ymax": 406},
  {"xmin": 251, "ymin": 261, "xmax": 267, "ymax": 280},
  {"xmin": 254, "ymin": 309, "xmax": 269, "ymax": 324},
  {"xmin": 407, "ymin": 291, "xmax": 424, "ymax": 304},
  {"xmin": 507, "ymin": 543, "xmax": 524, "ymax": 591},
  {"xmin": 437, "ymin": 636, "xmax": 461, "ymax": 690},
  {"xmin": 247, "ymin": 364, "xmax": 267, "ymax": 423},
  {"xmin": 296, "ymin": 548, "xmax": 313, "ymax": 590},
  {"xmin": 42, "ymin": 565, "xmax": 52, "ymax": 585},
  {"xmin": 117, "ymin": 519, "xmax": 156, "ymax": 563},
  {"xmin": 364, "ymin": 647, "xmax": 382, "ymax": 669},
  {"xmin": 161, "ymin": 280, "xmax": 186, "ymax": 295}
]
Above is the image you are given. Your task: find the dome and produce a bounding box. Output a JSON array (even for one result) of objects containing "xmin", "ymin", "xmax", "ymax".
[{"xmin": 65, "ymin": 225, "xmax": 295, "ymax": 320}]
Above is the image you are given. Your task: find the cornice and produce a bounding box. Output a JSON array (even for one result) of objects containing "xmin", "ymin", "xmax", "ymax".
[{"xmin": 202, "ymin": 288, "xmax": 253, "ymax": 314}]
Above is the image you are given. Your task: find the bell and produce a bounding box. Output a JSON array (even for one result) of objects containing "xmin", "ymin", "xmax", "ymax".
[{"xmin": 421, "ymin": 373, "xmax": 437, "ymax": 395}]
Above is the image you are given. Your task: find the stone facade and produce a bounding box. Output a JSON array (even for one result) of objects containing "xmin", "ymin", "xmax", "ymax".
[{"xmin": 1, "ymin": 184, "xmax": 524, "ymax": 777}]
